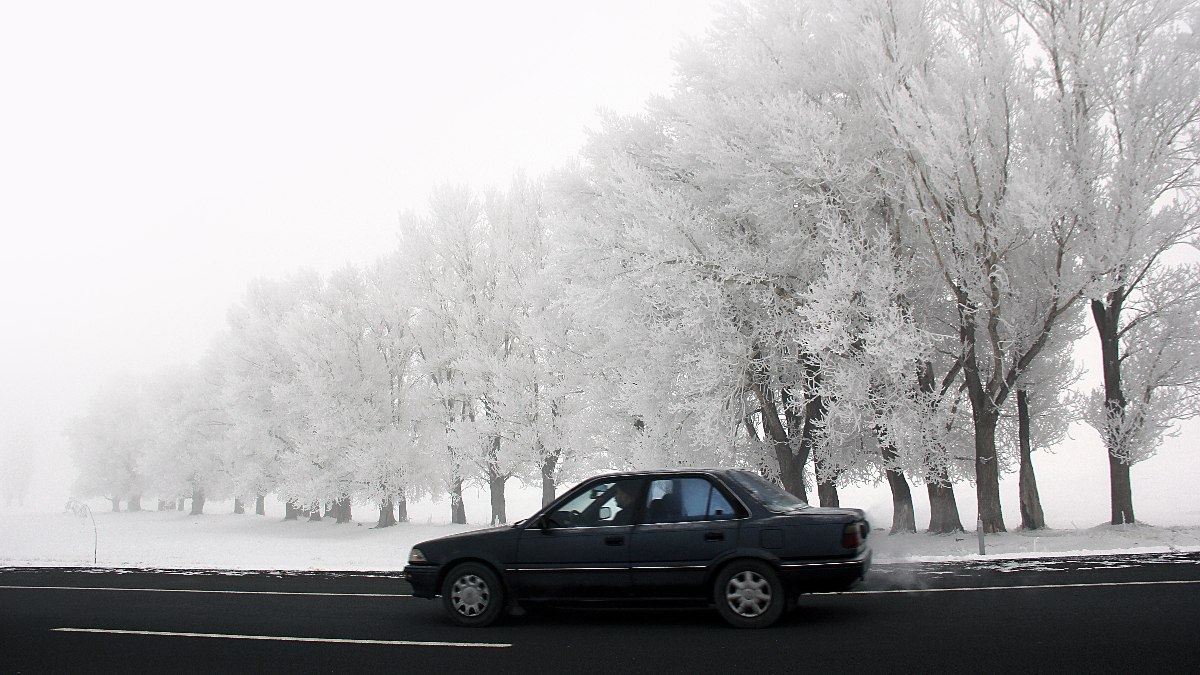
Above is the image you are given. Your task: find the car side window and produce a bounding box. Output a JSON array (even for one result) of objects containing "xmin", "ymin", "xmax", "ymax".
[
  {"xmin": 643, "ymin": 477, "xmax": 740, "ymax": 523},
  {"xmin": 548, "ymin": 479, "xmax": 642, "ymax": 527},
  {"xmin": 706, "ymin": 485, "xmax": 737, "ymax": 520}
]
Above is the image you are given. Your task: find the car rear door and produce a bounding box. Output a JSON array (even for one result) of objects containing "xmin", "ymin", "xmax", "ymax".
[{"xmin": 629, "ymin": 476, "xmax": 743, "ymax": 599}]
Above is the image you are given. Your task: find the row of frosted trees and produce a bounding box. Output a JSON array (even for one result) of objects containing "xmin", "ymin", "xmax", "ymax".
[{"xmin": 68, "ymin": 0, "xmax": 1200, "ymax": 532}]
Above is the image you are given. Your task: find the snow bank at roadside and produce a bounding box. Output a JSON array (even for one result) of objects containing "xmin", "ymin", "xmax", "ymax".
[
  {"xmin": 869, "ymin": 522, "xmax": 1200, "ymax": 562},
  {"xmin": 5, "ymin": 508, "xmax": 1200, "ymax": 571}
]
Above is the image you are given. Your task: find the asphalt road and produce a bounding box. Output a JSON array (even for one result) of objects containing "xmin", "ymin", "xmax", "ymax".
[{"xmin": 3, "ymin": 551, "xmax": 1199, "ymax": 674}]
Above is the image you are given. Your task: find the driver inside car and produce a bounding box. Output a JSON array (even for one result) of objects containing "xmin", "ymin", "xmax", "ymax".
[{"xmin": 603, "ymin": 481, "xmax": 638, "ymax": 525}]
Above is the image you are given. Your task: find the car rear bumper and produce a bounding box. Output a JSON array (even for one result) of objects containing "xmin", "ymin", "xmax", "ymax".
[
  {"xmin": 402, "ymin": 565, "xmax": 440, "ymax": 598},
  {"xmin": 778, "ymin": 548, "xmax": 871, "ymax": 593}
]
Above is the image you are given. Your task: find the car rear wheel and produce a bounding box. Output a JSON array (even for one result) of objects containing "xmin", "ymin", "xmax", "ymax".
[
  {"xmin": 714, "ymin": 559, "xmax": 785, "ymax": 628},
  {"xmin": 441, "ymin": 562, "xmax": 504, "ymax": 627}
]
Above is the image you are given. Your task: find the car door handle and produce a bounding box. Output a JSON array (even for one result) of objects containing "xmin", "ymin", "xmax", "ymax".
[
  {"xmin": 605, "ymin": 535, "xmax": 624, "ymax": 546},
  {"xmin": 704, "ymin": 531, "xmax": 725, "ymax": 542}
]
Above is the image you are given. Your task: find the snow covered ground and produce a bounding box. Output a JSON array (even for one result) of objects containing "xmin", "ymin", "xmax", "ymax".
[
  {"xmin": 8, "ymin": 420, "xmax": 1194, "ymax": 571},
  {"xmin": 4, "ymin": 500, "xmax": 1199, "ymax": 571}
]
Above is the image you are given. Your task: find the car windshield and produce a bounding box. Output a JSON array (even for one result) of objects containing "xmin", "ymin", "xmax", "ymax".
[{"xmin": 727, "ymin": 470, "xmax": 808, "ymax": 513}]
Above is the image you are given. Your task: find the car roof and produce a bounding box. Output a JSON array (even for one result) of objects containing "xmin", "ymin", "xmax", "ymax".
[{"xmin": 587, "ymin": 468, "xmax": 743, "ymax": 480}]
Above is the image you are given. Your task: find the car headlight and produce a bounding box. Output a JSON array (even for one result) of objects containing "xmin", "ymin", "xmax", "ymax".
[{"xmin": 408, "ymin": 548, "xmax": 427, "ymax": 564}]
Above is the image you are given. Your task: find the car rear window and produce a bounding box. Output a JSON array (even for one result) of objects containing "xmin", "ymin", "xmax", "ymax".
[{"xmin": 727, "ymin": 470, "xmax": 808, "ymax": 513}]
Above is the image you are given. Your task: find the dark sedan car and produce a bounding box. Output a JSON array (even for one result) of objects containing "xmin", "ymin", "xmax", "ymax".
[{"xmin": 403, "ymin": 468, "xmax": 870, "ymax": 628}]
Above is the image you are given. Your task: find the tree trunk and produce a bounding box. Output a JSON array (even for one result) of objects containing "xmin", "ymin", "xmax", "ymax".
[
  {"xmin": 397, "ymin": 489, "xmax": 409, "ymax": 523},
  {"xmin": 256, "ymin": 495, "xmax": 266, "ymax": 516},
  {"xmin": 881, "ymin": 441, "xmax": 916, "ymax": 534},
  {"xmin": 450, "ymin": 477, "xmax": 467, "ymax": 524},
  {"xmin": 926, "ymin": 467, "xmax": 964, "ymax": 534},
  {"xmin": 789, "ymin": 359, "xmax": 827, "ymax": 504},
  {"xmin": 759, "ymin": 408, "xmax": 800, "ymax": 499},
  {"xmin": 189, "ymin": 486, "xmax": 205, "ymax": 516},
  {"xmin": 541, "ymin": 448, "xmax": 561, "ymax": 507},
  {"xmin": 753, "ymin": 386, "xmax": 808, "ymax": 501},
  {"xmin": 957, "ymin": 287, "xmax": 1007, "ymax": 534},
  {"xmin": 817, "ymin": 478, "xmax": 840, "ymax": 508},
  {"xmin": 489, "ymin": 471, "xmax": 507, "ymax": 525},
  {"xmin": 127, "ymin": 495, "xmax": 142, "ymax": 512},
  {"xmin": 157, "ymin": 499, "xmax": 169, "ymax": 511},
  {"xmin": 963, "ymin": 343, "xmax": 1005, "ymax": 532},
  {"xmin": 1017, "ymin": 390, "xmax": 1046, "ymax": 530},
  {"xmin": 284, "ymin": 500, "xmax": 300, "ymax": 521},
  {"xmin": 814, "ymin": 443, "xmax": 838, "ymax": 508},
  {"xmin": 376, "ymin": 498, "xmax": 397, "ymax": 528},
  {"xmin": 108, "ymin": 497, "xmax": 120, "ymax": 512},
  {"xmin": 233, "ymin": 498, "xmax": 245, "ymax": 515},
  {"xmin": 971, "ymin": 409, "xmax": 1005, "ymax": 533},
  {"xmin": 1109, "ymin": 453, "xmax": 1134, "ymax": 525},
  {"xmin": 774, "ymin": 441, "xmax": 807, "ymax": 502},
  {"xmin": 334, "ymin": 498, "xmax": 352, "ymax": 524},
  {"xmin": 917, "ymin": 362, "xmax": 964, "ymax": 533},
  {"xmin": 487, "ymin": 436, "xmax": 507, "ymax": 525},
  {"xmin": 1092, "ymin": 297, "xmax": 1135, "ymax": 525},
  {"xmin": 308, "ymin": 504, "xmax": 322, "ymax": 522},
  {"xmin": 176, "ymin": 498, "xmax": 185, "ymax": 511}
]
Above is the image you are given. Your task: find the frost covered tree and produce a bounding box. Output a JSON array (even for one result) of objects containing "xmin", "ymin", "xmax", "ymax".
[
  {"xmin": 400, "ymin": 185, "xmax": 484, "ymax": 524},
  {"xmin": 219, "ymin": 272, "xmax": 321, "ymax": 518},
  {"xmin": 1082, "ymin": 264, "xmax": 1200, "ymax": 519},
  {"xmin": 832, "ymin": 0, "xmax": 980, "ymax": 534},
  {"xmin": 882, "ymin": 0, "xmax": 1100, "ymax": 532},
  {"xmin": 1007, "ymin": 0, "xmax": 1200, "ymax": 525},
  {"xmin": 139, "ymin": 362, "xmax": 230, "ymax": 516},
  {"xmin": 362, "ymin": 253, "xmax": 435, "ymax": 526},
  {"xmin": 399, "ymin": 184, "xmax": 531, "ymax": 524},
  {"xmin": 391, "ymin": 176, "xmax": 595, "ymax": 522},
  {"xmin": 556, "ymin": 0, "xmax": 934, "ymax": 524},
  {"xmin": 0, "ymin": 429, "xmax": 34, "ymax": 508},
  {"xmin": 272, "ymin": 265, "xmax": 412, "ymax": 524},
  {"xmin": 998, "ymin": 332, "xmax": 1083, "ymax": 530},
  {"xmin": 479, "ymin": 175, "xmax": 594, "ymax": 509},
  {"xmin": 66, "ymin": 374, "xmax": 151, "ymax": 512}
]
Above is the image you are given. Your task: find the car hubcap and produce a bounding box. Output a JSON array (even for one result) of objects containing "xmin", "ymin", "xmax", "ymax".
[
  {"xmin": 451, "ymin": 574, "xmax": 490, "ymax": 616},
  {"xmin": 725, "ymin": 570, "xmax": 771, "ymax": 618}
]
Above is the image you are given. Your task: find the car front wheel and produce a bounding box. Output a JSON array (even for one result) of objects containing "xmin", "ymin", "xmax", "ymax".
[
  {"xmin": 713, "ymin": 559, "xmax": 785, "ymax": 628},
  {"xmin": 441, "ymin": 562, "xmax": 505, "ymax": 627}
]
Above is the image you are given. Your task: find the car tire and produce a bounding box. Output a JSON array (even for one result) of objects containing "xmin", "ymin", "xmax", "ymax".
[
  {"xmin": 441, "ymin": 562, "xmax": 505, "ymax": 627},
  {"xmin": 713, "ymin": 559, "xmax": 785, "ymax": 628}
]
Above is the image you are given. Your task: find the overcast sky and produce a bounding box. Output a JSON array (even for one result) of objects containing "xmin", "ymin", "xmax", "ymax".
[{"xmin": 0, "ymin": 0, "xmax": 719, "ymax": 508}]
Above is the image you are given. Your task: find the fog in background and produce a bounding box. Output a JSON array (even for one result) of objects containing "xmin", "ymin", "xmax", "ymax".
[
  {"xmin": 1, "ymin": 1, "xmax": 1195, "ymax": 526},
  {"xmin": 0, "ymin": 0, "xmax": 719, "ymax": 511}
]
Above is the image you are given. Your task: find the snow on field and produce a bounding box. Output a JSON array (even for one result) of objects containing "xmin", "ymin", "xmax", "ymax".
[{"xmin": 3, "ymin": 503, "xmax": 1199, "ymax": 572}]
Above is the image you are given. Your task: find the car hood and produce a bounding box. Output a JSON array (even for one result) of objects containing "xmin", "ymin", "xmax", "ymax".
[{"xmin": 413, "ymin": 525, "xmax": 519, "ymax": 562}]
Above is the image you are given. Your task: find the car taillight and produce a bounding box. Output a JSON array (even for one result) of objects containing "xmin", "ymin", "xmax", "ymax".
[{"xmin": 842, "ymin": 522, "xmax": 864, "ymax": 548}]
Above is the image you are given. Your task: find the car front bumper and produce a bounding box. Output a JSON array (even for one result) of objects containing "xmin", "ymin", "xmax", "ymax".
[{"xmin": 402, "ymin": 564, "xmax": 440, "ymax": 598}]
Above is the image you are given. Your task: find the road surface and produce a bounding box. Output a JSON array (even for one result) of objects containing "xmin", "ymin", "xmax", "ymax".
[{"xmin": 2, "ymin": 551, "xmax": 1199, "ymax": 673}]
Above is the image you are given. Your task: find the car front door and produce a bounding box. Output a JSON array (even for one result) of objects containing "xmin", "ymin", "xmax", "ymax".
[
  {"xmin": 513, "ymin": 478, "xmax": 643, "ymax": 600},
  {"xmin": 629, "ymin": 476, "xmax": 743, "ymax": 599}
]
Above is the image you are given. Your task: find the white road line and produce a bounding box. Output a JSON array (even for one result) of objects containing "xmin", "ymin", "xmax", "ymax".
[
  {"xmin": 51, "ymin": 627, "xmax": 511, "ymax": 649},
  {"xmin": 0, "ymin": 585, "xmax": 411, "ymax": 598},
  {"xmin": 9, "ymin": 578, "xmax": 1199, "ymax": 599},
  {"xmin": 833, "ymin": 579, "xmax": 1200, "ymax": 595}
]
